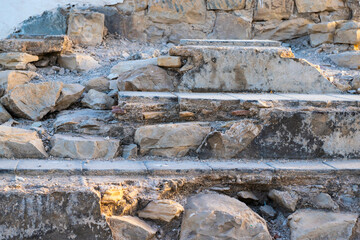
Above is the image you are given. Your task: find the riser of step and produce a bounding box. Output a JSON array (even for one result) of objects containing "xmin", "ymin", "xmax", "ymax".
[{"xmin": 115, "ymin": 91, "xmax": 360, "ymax": 123}]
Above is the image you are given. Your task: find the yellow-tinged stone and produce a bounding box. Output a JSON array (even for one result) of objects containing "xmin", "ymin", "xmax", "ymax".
[
  {"xmin": 102, "ymin": 189, "xmax": 124, "ymax": 204},
  {"xmin": 157, "ymin": 56, "xmax": 182, "ymax": 68},
  {"xmin": 180, "ymin": 111, "xmax": 195, "ymax": 118},
  {"xmin": 143, "ymin": 111, "xmax": 165, "ymax": 120}
]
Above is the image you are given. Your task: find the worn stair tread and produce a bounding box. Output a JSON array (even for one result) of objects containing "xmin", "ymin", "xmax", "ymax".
[{"xmin": 1, "ymin": 159, "xmax": 359, "ymax": 176}]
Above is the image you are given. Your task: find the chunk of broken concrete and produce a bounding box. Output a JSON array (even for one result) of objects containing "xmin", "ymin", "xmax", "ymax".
[
  {"xmin": 0, "ymin": 52, "xmax": 39, "ymax": 70},
  {"xmin": 0, "ymin": 70, "xmax": 37, "ymax": 97},
  {"xmin": 1, "ymin": 82, "xmax": 63, "ymax": 121},
  {"xmin": 0, "ymin": 126, "xmax": 47, "ymax": 158},
  {"xmin": 67, "ymin": 11, "xmax": 105, "ymax": 46},
  {"xmin": 58, "ymin": 54, "xmax": 100, "ymax": 72},
  {"xmin": 138, "ymin": 199, "xmax": 184, "ymax": 222},
  {"xmin": 107, "ymin": 215, "xmax": 156, "ymax": 240},
  {"xmin": 50, "ymin": 134, "xmax": 120, "ymax": 159},
  {"xmin": 180, "ymin": 193, "xmax": 272, "ymax": 240},
  {"xmin": 117, "ymin": 65, "xmax": 175, "ymax": 92},
  {"xmin": 135, "ymin": 122, "xmax": 211, "ymax": 157},
  {"xmin": 54, "ymin": 84, "xmax": 85, "ymax": 111},
  {"xmin": 268, "ymin": 189, "xmax": 299, "ymax": 212},
  {"xmin": 288, "ymin": 209, "xmax": 358, "ymax": 240},
  {"xmin": 81, "ymin": 89, "xmax": 115, "ymax": 110}
]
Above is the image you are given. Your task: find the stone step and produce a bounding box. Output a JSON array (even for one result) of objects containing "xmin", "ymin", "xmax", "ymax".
[
  {"xmin": 114, "ymin": 91, "xmax": 360, "ymax": 159},
  {"xmin": 115, "ymin": 91, "xmax": 360, "ymax": 123},
  {"xmin": 169, "ymin": 39, "xmax": 341, "ymax": 93},
  {"xmin": 1, "ymin": 159, "xmax": 359, "ymax": 176}
]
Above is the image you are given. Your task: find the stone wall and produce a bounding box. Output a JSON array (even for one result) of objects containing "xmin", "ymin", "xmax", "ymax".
[{"xmin": 3, "ymin": 0, "xmax": 360, "ymax": 43}]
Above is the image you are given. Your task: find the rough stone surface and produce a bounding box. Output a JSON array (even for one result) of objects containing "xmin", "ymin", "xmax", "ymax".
[
  {"xmin": 157, "ymin": 56, "xmax": 182, "ymax": 68},
  {"xmin": 0, "ymin": 70, "xmax": 37, "ymax": 97},
  {"xmin": 209, "ymin": 12, "xmax": 252, "ymax": 39},
  {"xmin": 180, "ymin": 193, "xmax": 272, "ymax": 240},
  {"xmin": 198, "ymin": 120, "xmax": 262, "ymax": 159},
  {"xmin": 0, "ymin": 105, "xmax": 11, "ymax": 124},
  {"xmin": 82, "ymin": 89, "xmax": 115, "ymax": 110},
  {"xmin": 0, "ymin": 126, "xmax": 47, "ymax": 158},
  {"xmin": 312, "ymin": 193, "xmax": 339, "ymax": 210},
  {"xmin": 295, "ymin": 0, "xmax": 344, "ymax": 13},
  {"xmin": 259, "ymin": 205, "xmax": 277, "ymax": 219},
  {"xmin": 58, "ymin": 54, "xmax": 100, "ymax": 72},
  {"xmin": 110, "ymin": 58, "xmax": 158, "ymax": 77},
  {"xmin": 115, "ymin": 0, "xmax": 149, "ymax": 13},
  {"xmin": 310, "ymin": 33, "xmax": 334, "ymax": 47},
  {"xmin": 122, "ymin": 144, "xmax": 138, "ymax": 159},
  {"xmin": 308, "ymin": 21, "xmax": 338, "ymax": 34},
  {"xmin": 254, "ymin": 18, "xmax": 312, "ymax": 41},
  {"xmin": 107, "ymin": 216, "xmax": 156, "ymax": 240},
  {"xmin": 50, "ymin": 134, "xmax": 120, "ymax": 159},
  {"xmin": 237, "ymin": 191, "xmax": 259, "ymax": 201},
  {"xmin": 67, "ymin": 11, "xmax": 105, "ymax": 46},
  {"xmin": 268, "ymin": 190, "xmax": 299, "ymax": 212},
  {"xmin": 0, "ymin": 35, "xmax": 72, "ymax": 55},
  {"xmin": 288, "ymin": 209, "xmax": 358, "ymax": 240},
  {"xmin": 85, "ymin": 77, "xmax": 110, "ymax": 92},
  {"xmin": 334, "ymin": 29, "xmax": 360, "ymax": 44},
  {"xmin": 330, "ymin": 51, "xmax": 360, "ymax": 69},
  {"xmin": 171, "ymin": 44, "xmax": 339, "ymax": 93},
  {"xmin": 148, "ymin": 0, "xmax": 206, "ymax": 24},
  {"xmin": 138, "ymin": 199, "xmax": 184, "ymax": 222},
  {"xmin": 254, "ymin": 0, "xmax": 294, "ymax": 21},
  {"xmin": 0, "ymin": 52, "xmax": 39, "ymax": 70},
  {"xmin": 117, "ymin": 65, "xmax": 175, "ymax": 92},
  {"xmin": 54, "ymin": 84, "xmax": 85, "ymax": 111},
  {"xmin": 1, "ymin": 82, "xmax": 63, "ymax": 121},
  {"xmin": 206, "ymin": 0, "xmax": 245, "ymax": 10},
  {"xmin": 0, "ymin": 186, "xmax": 112, "ymax": 240},
  {"xmin": 135, "ymin": 122, "xmax": 211, "ymax": 157}
]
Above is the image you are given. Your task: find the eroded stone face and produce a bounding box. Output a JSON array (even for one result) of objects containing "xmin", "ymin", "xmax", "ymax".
[
  {"xmin": 254, "ymin": 0, "xmax": 294, "ymax": 21},
  {"xmin": 206, "ymin": 0, "xmax": 246, "ymax": 10},
  {"xmin": 295, "ymin": 0, "xmax": 344, "ymax": 13}
]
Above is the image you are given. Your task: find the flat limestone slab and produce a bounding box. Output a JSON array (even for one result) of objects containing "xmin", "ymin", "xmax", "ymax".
[
  {"xmin": 171, "ymin": 40, "xmax": 341, "ymax": 93},
  {"xmin": 180, "ymin": 39, "xmax": 282, "ymax": 47}
]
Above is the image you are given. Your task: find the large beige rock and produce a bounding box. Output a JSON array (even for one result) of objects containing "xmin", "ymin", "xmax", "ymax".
[
  {"xmin": 308, "ymin": 21, "xmax": 338, "ymax": 34},
  {"xmin": 199, "ymin": 120, "xmax": 262, "ymax": 159},
  {"xmin": 110, "ymin": 58, "xmax": 158, "ymax": 78},
  {"xmin": 138, "ymin": 200, "xmax": 184, "ymax": 222},
  {"xmin": 180, "ymin": 193, "xmax": 272, "ymax": 240},
  {"xmin": 329, "ymin": 51, "xmax": 360, "ymax": 69},
  {"xmin": 50, "ymin": 134, "xmax": 120, "ymax": 159},
  {"xmin": 54, "ymin": 84, "xmax": 85, "ymax": 111},
  {"xmin": 0, "ymin": 126, "xmax": 47, "ymax": 158},
  {"xmin": 310, "ymin": 33, "xmax": 334, "ymax": 47},
  {"xmin": 1, "ymin": 82, "xmax": 63, "ymax": 121},
  {"xmin": 67, "ymin": 11, "xmax": 105, "ymax": 46},
  {"xmin": 135, "ymin": 122, "xmax": 211, "ymax": 157},
  {"xmin": 295, "ymin": 0, "xmax": 344, "ymax": 13},
  {"xmin": 81, "ymin": 89, "xmax": 115, "ymax": 110},
  {"xmin": 148, "ymin": 0, "xmax": 206, "ymax": 24},
  {"xmin": 58, "ymin": 54, "xmax": 100, "ymax": 72},
  {"xmin": 254, "ymin": 0, "xmax": 294, "ymax": 21},
  {"xmin": 117, "ymin": 65, "xmax": 175, "ymax": 92},
  {"xmin": 107, "ymin": 216, "xmax": 156, "ymax": 240},
  {"xmin": 157, "ymin": 56, "xmax": 182, "ymax": 68},
  {"xmin": 208, "ymin": 12, "xmax": 252, "ymax": 39},
  {"xmin": 0, "ymin": 52, "xmax": 39, "ymax": 70},
  {"xmin": 254, "ymin": 18, "xmax": 312, "ymax": 41},
  {"xmin": 206, "ymin": 0, "xmax": 245, "ymax": 10},
  {"xmin": 0, "ymin": 71, "xmax": 37, "ymax": 97},
  {"xmin": 288, "ymin": 209, "xmax": 358, "ymax": 240},
  {"xmin": 334, "ymin": 29, "xmax": 360, "ymax": 44}
]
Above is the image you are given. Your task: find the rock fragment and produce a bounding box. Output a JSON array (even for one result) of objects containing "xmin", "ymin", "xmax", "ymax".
[
  {"xmin": 268, "ymin": 189, "xmax": 299, "ymax": 212},
  {"xmin": 58, "ymin": 54, "xmax": 100, "ymax": 72},
  {"xmin": 0, "ymin": 52, "xmax": 39, "ymax": 70},
  {"xmin": 0, "ymin": 70, "xmax": 37, "ymax": 97},
  {"xmin": 82, "ymin": 89, "xmax": 115, "ymax": 110},
  {"xmin": 54, "ymin": 84, "xmax": 85, "ymax": 111},
  {"xmin": 138, "ymin": 199, "xmax": 184, "ymax": 222},
  {"xmin": 107, "ymin": 216, "xmax": 156, "ymax": 240},
  {"xmin": 180, "ymin": 193, "xmax": 272, "ymax": 240},
  {"xmin": 85, "ymin": 77, "xmax": 110, "ymax": 92},
  {"xmin": 0, "ymin": 126, "xmax": 47, "ymax": 158},
  {"xmin": 50, "ymin": 134, "xmax": 120, "ymax": 159}
]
